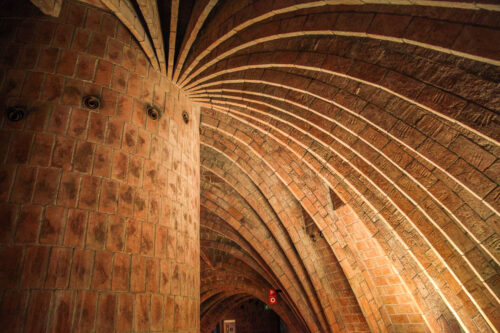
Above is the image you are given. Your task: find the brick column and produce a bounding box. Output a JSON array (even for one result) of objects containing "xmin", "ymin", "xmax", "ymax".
[{"xmin": 0, "ymin": 1, "xmax": 200, "ymax": 332}]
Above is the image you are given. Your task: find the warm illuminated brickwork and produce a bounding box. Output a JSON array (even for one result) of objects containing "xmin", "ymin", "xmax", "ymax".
[
  {"xmin": 0, "ymin": 1, "xmax": 200, "ymax": 332},
  {"xmin": 1, "ymin": 0, "xmax": 499, "ymax": 332},
  {"xmin": 188, "ymin": 2, "xmax": 499, "ymax": 332}
]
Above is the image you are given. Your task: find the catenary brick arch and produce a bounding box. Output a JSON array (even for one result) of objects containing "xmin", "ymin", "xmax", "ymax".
[
  {"xmin": 1, "ymin": 0, "xmax": 498, "ymax": 332},
  {"xmin": 200, "ymin": 110, "xmax": 449, "ymax": 331}
]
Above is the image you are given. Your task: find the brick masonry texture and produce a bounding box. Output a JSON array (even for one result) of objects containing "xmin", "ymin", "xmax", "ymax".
[
  {"xmin": 0, "ymin": 1, "xmax": 200, "ymax": 332},
  {"xmin": 186, "ymin": 1, "xmax": 499, "ymax": 332},
  {"xmin": 1, "ymin": 0, "xmax": 500, "ymax": 332}
]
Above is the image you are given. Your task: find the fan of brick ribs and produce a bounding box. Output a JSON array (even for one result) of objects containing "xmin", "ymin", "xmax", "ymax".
[{"xmin": 31, "ymin": 0, "xmax": 500, "ymax": 331}]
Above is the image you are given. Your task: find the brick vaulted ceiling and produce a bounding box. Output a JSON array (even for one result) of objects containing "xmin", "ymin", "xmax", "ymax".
[{"xmin": 14, "ymin": 0, "xmax": 500, "ymax": 332}]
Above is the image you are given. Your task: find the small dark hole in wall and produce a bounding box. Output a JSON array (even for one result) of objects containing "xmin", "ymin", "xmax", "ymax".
[
  {"xmin": 182, "ymin": 110, "xmax": 189, "ymax": 124},
  {"xmin": 146, "ymin": 104, "xmax": 162, "ymax": 120},
  {"xmin": 82, "ymin": 95, "xmax": 101, "ymax": 109},
  {"xmin": 6, "ymin": 106, "xmax": 27, "ymax": 122}
]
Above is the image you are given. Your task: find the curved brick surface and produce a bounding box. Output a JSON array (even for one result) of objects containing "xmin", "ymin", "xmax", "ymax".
[
  {"xmin": 185, "ymin": 1, "xmax": 499, "ymax": 331},
  {"xmin": 1, "ymin": 0, "xmax": 499, "ymax": 332},
  {"xmin": 0, "ymin": 1, "xmax": 200, "ymax": 332}
]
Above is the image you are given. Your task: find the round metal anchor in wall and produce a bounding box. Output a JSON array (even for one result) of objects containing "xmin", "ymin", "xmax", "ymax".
[
  {"xmin": 5, "ymin": 106, "xmax": 28, "ymax": 122},
  {"xmin": 82, "ymin": 95, "xmax": 101, "ymax": 109},
  {"xmin": 146, "ymin": 104, "xmax": 162, "ymax": 120}
]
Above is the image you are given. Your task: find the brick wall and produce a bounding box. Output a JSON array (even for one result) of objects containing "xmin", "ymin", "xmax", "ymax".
[
  {"xmin": 0, "ymin": 1, "xmax": 200, "ymax": 332},
  {"xmin": 190, "ymin": 1, "xmax": 500, "ymax": 329}
]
